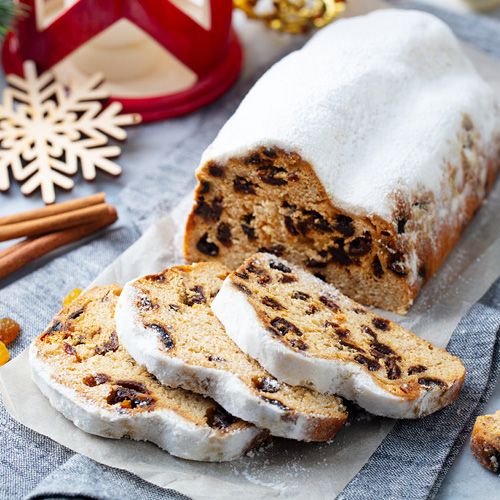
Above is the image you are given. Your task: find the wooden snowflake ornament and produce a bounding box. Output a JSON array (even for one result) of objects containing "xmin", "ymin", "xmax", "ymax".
[{"xmin": 0, "ymin": 61, "xmax": 141, "ymax": 204}]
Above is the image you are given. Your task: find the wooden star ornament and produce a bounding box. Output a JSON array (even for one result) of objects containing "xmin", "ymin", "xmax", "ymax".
[{"xmin": 0, "ymin": 61, "xmax": 141, "ymax": 204}]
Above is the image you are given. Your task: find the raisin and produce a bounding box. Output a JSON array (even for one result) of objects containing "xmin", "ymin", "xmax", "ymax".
[
  {"xmin": 353, "ymin": 307, "xmax": 366, "ymax": 314},
  {"xmin": 0, "ymin": 318, "xmax": 21, "ymax": 346},
  {"xmin": 329, "ymin": 238, "xmax": 352, "ymax": 266},
  {"xmin": 145, "ymin": 273, "xmax": 166, "ymax": 282},
  {"xmin": 234, "ymin": 282, "xmax": 252, "ymax": 295},
  {"xmin": 199, "ymin": 181, "xmax": 211, "ymax": 194},
  {"xmin": 314, "ymin": 272, "xmax": 327, "ymax": 282},
  {"xmin": 385, "ymin": 357, "xmax": 401, "ymax": 380},
  {"xmin": 146, "ymin": 324, "xmax": 174, "ymax": 350},
  {"xmin": 362, "ymin": 325, "xmax": 377, "ymax": 339},
  {"xmin": 334, "ymin": 214, "xmax": 354, "ymax": 237},
  {"xmin": 185, "ymin": 286, "xmax": 206, "ymax": 306},
  {"xmin": 418, "ymin": 265, "xmax": 427, "ymax": 279},
  {"xmin": 138, "ymin": 294, "xmax": 156, "ymax": 311},
  {"xmin": 196, "ymin": 233, "xmax": 219, "ymax": 256},
  {"xmin": 257, "ymin": 165, "xmax": 288, "ymax": 185},
  {"xmin": 348, "ymin": 235, "xmax": 372, "ymax": 257},
  {"xmin": 169, "ymin": 304, "xmax": 180, "ymax": 312},
  {"xmin": 372, "ymin": 318, "xmax": 390, "ymax": 331},
  {"xmin": 303, "ymin": 210, "xmax": 332, "ymax": 233},
  {"xmin": 280, "ymin": 274, "xmax": 297, "ymax": 284},
  {"xmin": 269, "ymin": 260, "xmax": 291, "ymax": 273},
  {"xmin": 354, "ymin": 354, "xmax": 380, "ymax": 371},
  {"xmin": 319, "ymin": 295, "xmax": 340, "ymax": 312},
  {"xmin": 253, "ymin": 376, "xmax": 281, "ymax": 393},
  {"xmin": 269, "ymin": 317, "xmax": 302, "ymax": 336},
  {"xmin": 408, "ymin": 365, "xmax": 427, "ymax": 375},
  {"xmin": 259, "ymin": 396, "xmax": 290, "ymax": 412},
  {"xmin": 247, "ymin": 263, "xmax": 265, "ymax": 275},
  {"xmin": 334, "ymin": 327, "xmax": 350, "ymax": 338},
  {"xmin": 372, "ymin": 255, "xmax": 384, "ymax": 278},
  {"xmin": 340, "ymin": 340, "xmax": 365, "ymax": 353},
  {"xmin": 95, "ymin": 332, "xmax": 119, "ymax": 355},
  {"xmin": 284, "ymin": 215, "xmax": 298, "ymax": 236},
  {"xmin": 262, "ymin": 148, "xmax": 277, "ymax": 158},
  {"xmin": 107, "ymin": 387, "xmax": 155, "ymax": 409},
  {"xmin": 242, "ymin": 213, "xmax": 255, "ymax": 224},
  {"xmin": 233, "ymin": 176, "xmax": 257, "ymax": 194},
  {"xmin": 206, "ymin": 404, "xmax": 237, "ymax": 429},
  {"xmin": 216, "ymin": 222, "xmax": 232, "ymax": 247},
  {"xmin": 388, "ymin": 253, "xmax": 407, "ymax": 276},
  {"xmin": 292, "ymin": 291, "xmax": 310, "ymax": 300},
  {"xmin": 241, "ymin": 224, "xmax": 256, "ymax": 240},
  {"xmin": 207, "ymin": 354, "xmax": 226, "ymax": 362},
  {"xmin": 244, "ymin": 152, "xmax": 263, "ymax": 165},
  {"xmin": 371, "ymin": 342, "xmax": 395, "ymax": 357},
  {"xmin": 208, "ymin": 164, "xmax": 225, "ymax": 177},
  {"xmin": 83, "ymin": 373, "xmax": 110, "ymax": 387},
  {"xmin": 289, "ymin": 338, "xmax": 308, "ymax": 351},
  {"xmin": 262, "ymin": 296, "xmax": 285, "ymax": 310},
  {"xmin": 258, "ymin": 245, "xmax": 285, "ymax": 257},
  {"xmin": 305, "ymin": 305, "xmax": 318, "ymax": 315},
  {"xmin": 258, "ymin": 274, "xmax": 272, "ymax": 287},
  {"xmin": 63, "ymin": 342, "xmax": 79, "ymax": 360},
  {"xmin": 68, "ymin": 307, "xmax": 84, "ymax": 320},
  {"xmin": 418, "ymin": 377, "xmax": 447, "ymax": 389},
  {"xmin": 116, "ymin": 380, "xmax": 150, "ymax": 394},
  {"xmin": 397, "ymin": 218, "xmax": 407, "ymax": 234},
  {"xmin": 194, "ymin": 197, "xmax": 223, "ymax": 221},
  {"xmin": 235, "ymin": 271, "xmax": 249, "ymax": 280},
  {"xmin": 307, "ymin": 256, "xmax": 331, "ymax": 269}
]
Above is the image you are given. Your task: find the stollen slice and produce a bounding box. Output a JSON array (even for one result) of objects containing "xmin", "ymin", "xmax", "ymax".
[
  {"xmin": 116, "ymin": 263, "xmax": 348, "ymax": 442},
  {"xmin": 30, "ymin": 285, "xmax": 267, "ymax": 462},
  {"xmin": 211, "ymin": 253, "xmax": 466, "ymax": 419},
  {"xmin": 471, "ymin": 410, "xmax": 500, "ymax": 473}
]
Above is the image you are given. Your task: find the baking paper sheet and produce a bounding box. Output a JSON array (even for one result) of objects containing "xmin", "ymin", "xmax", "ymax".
[{"xmin": 1, "ymin": 4, "xmax": 500, "ymax": 499}]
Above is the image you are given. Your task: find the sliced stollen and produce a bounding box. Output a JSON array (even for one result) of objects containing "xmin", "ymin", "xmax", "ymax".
[
  {"xmin": 30, "ymin": 285, "xmax": 267, "ymax": 462},
  {"xmin": 116, "ymin": 262, "xmax": 348, "ymax": 441},
  {"xmin": 471, "ymin": 410, "xmax": 500, "ymax": 473},
  {"xmin": 211, "ymin": 253, "xmax": 466, "ymax": 419}
]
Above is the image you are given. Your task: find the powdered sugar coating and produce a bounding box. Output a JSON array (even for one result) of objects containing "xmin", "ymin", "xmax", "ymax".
[{"xmin": 200, "ymin": 9, "xmax": 499, "ymax": 220}]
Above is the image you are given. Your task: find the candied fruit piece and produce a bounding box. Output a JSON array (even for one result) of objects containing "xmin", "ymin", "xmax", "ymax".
[
  {"xmin": 0, "ymin": 341, "xmax": 10, "ymax": 366},
  {"xmin": 0, "ymin": 317, "xmax": 21, "ymax": 346},
  {"xmin": 63, "ymin": 288, "xmax": 83, "ymax": 306}
]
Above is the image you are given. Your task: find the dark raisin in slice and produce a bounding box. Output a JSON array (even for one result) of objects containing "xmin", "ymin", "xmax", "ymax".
[
  {"xmin": 258, "ymin": 245, "xmax": 285, "ymax": 257},
  {"xmin": 397, "ymin": 218, "xmax": 407, "ymax": 234},
  {"xmin": 418, "ymin": 377, "xmax": 447, "ymax": 389},
  {"xmin": 354, "ymin": 354, "xmax": 380, "ymax": 371},
  {"xmin": 262, "ymin": 148, "xmax": 277, "ymax": 158},
  {"xmin": 334, "ymin": 327, "xmax": 350, "ymax": 338},
  {"xmin": 194, "ymin": 197, "xmax": 223, "ymax": 221},
  {"xmin": 146, "ymin": 324, "xmax": 174, "ymax": 350},
  {"xmin": 319, "ymin": 295, "xmax": 340, "ymax": 312},
  {"xmin": 107, "ymin": 387, "xmax": 155, "ymax": 409},
  {"xmin": 371, "ymin": 342, "xmax": 395, "ymax": 357},
  {"xmin": 340, "ymin": 340, "xmax": 365, "ymax": 353},
  {"xmin": 233, "ymin": 176, "xmax": 257, "ymax": 194},
  {"xmin": 138, "ymin": 294, "xmax": 156, "ymax": 311},
  {"xmin": 241, "ymin": 224, "xmax": 256, "ymax": 240},
  {"xmin": 253, "ymin": 376, "xmax": 281, "ymax": 393},
  {"xmin": 303, "ymin": 210, "xmax": 332, "ymax": 233},
  {"xmin": 362, "ymin": 325, "xmax": 377, "ymax": 339},
  {"xmin": 116, "ymin": 380, "xmax": 150, "ymax": 393},
  {"xmin": 292, "ymin": 291, "xmax": 310, "ymax": 300},
  {"xmin": 289, "ymin": 338, "xmax": 308, "ymax": 351},
  {"xmin": 63, "ymin": 342, "xmax": 78, "ymax": 357},
  {"xmin": 235, "ymin": 271, "xmax": 249, "ymax": 280},
  {"xmin": 280, "ymin": 274, "xmax": 297, "ymax": 284},
  {"xmin": 257, "ymin": 273, "xmax": 272, "ymax": 285},
  {"xmin": 262, "ymin": 296, "xmax": 285, "ymax": 310},
  {"xmin": 314, "ymin": 272, "xmax": 327, "ymax": 282},
  {"xmin": 408, "ymin": 365, "xmax": 427, "ymax": 375},
  {"xmin": 372, "ymin": 255, "xmax": 384, "ymax": 278},
  {"xmin": 269, "ymin": 317, "xmax": 302, "ymax": 336},
  {"xmin": 185, "ymin": 285, "xmax": 206, "ymax": 306},
  {"xmin": 95, "ymin": 332, "xmax": 119, "ymax": 355},
  {"xmin": 329, "ymin": 238, "xmax": 352, "ymax": 265},
  {"xmin": 169, "ymin": 304, "xmax": 180, "ymax": 312},
  {"xmin": 305, "ymin": 258, "xmax": 328, "ymax": 269},
  {"xmin": 284, "ymin": 215, "xmax": 298, "ymax": 236},
  {"xmin": 260, "ymin": 396, "xmax": 290, "ymax": 412},
  {"xmin": 305, "ymin": 305, "xmax": 318, "ymax": 315},
  {"xmin": 83, "ymin": 373, "xmax": 110, "ymax": 387},
  {"xmin": 196, "ymin": 233, "xmax": 219, "ymax": 256},
  {"xmin": 372, "ymin": 318, "xmax": 390, "ymax": 331},
  {"xmin": 257, "ymin": 165, "xmax": 288, "ymax": 185},
  {"xmin": 334, "ymin": 214, "xmax": 354, "ymax": 237},
  {"xmin": 208, "ymin": 163, "xmax": 225, "ymax": 177},
  {"xmin": 199, "ymin": 181, "xmax": 211, "ymax": 194},
  {"xmin": 269, "ymin": 260, "xmax": 291, "ymax": 273},
  {"xmin": 388, "ymin": 253, "xmax": 407, "ymax": 276},
  {"xmin": 385, "ymin": 357, "xmax": 401, "ymax": 380},
  {"xmin": 68, "ymin": 307, "xmax": 84, "ymax": 320},
  {"xmin": 244, "ymin": 152, "xmax": 262, "ymax": 165},
  {"xmin": 216, "ymin": 222, "xmax": 232, "ymax": 247},
  {"xmin": 348, "ymin": 235, "xmax": 372, "ymax": 257},
  {"xmin": 206, "ymin": 404, "xmax": 237, "ymax": 429},
  {"xmin": 234, "ymin": 282, "xmax": 252, "ymax": 295}
]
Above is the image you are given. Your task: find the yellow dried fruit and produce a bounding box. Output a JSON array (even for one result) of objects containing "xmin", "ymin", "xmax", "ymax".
[
  {"xmin": 63, "ymin": 288, "xmax": 83, "ymax": 306},
  {"xmin": 0, "ymin": 317, "xmax": 21, "ymax": 345},
  {"xmin": 0, "ymin": 341, "xmax": 10, "ymax": 366}
]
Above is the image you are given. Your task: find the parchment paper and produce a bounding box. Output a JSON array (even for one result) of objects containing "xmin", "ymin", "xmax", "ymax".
[{"xmin": 1, "ymin": 5, "xmax": 500, "ymax": 500}]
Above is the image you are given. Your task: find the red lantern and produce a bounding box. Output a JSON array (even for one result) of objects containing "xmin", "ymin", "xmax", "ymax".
[{"xmin": 2, "ymin": 0, "xmax": 243, "ymax": 122}]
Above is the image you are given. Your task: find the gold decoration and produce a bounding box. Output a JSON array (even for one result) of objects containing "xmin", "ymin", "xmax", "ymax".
[
  {"xmin": 234, "ymin": 0, "xmax": 345, "ymax": 34},
  {"xmin": 0, "ymin": 61, "xmax": 141, "ymax": 204}
]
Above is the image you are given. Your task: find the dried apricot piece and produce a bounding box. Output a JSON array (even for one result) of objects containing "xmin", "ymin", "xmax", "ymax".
[
  {"xmin": 63, "ymin": 288, "xmax": 83, "ymax": 306},
  {"xmin": 0, "ymin": 341, "xmax": 10, "ymax": 366},
  {"xmin": 0, "ymin": 317, "xmax": 20, "ymax": 345}
]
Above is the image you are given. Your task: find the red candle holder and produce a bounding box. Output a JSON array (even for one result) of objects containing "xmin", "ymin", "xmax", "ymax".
[{"xmin": 2, "ymin": 0, "xmax": 243, "ymax": 122}]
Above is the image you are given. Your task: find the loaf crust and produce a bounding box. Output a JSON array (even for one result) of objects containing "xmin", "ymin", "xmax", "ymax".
[
  {"xmin": 116, "ymin": 263, "xmax": 348, "ymax": 441},
  {"xmin": 471, "ymin": 411, "xmax": 500, "ymax": 473},
  {"xmin": 211, "ymin": 253, "xmax": 466, "ymax": 418},
  {"xmin": 184, "ymin": 10, "xmax": 500, "ymax": 313},
  {"xmin": 30, "ymin": 285, "xmax": 267, "ymax": 462}
]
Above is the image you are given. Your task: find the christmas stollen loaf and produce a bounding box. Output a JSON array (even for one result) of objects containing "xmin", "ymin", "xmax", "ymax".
[
  {"xmin": 211, "ymin": 253, "xmax": 466, "ymax": 419},
  {"xmin": 471, "ymin": 410, "xmax": 500, "ymax": 473},
  {"xmin": 30, "ymin": 285, "xmax": 267, "ymax": 462},
  {"xmin": 116, "ymin": 262, "xmax": 348, "ymax": 441},
  {"xmin": 184, "ymin": 9, "xmax": 500, "ymax": 313}
]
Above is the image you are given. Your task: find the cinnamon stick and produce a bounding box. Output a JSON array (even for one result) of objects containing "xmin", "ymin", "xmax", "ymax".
[
  {"xmin": 0, "ymin": 202, "xmax": 113, "ymax": 242},
  {"xmin": 0, "ymin": 193, "xmax": 105, "ymax": 225},
  {"xmin": 0, "ymin": 206, "xmax": 118, "ymax": 280}
]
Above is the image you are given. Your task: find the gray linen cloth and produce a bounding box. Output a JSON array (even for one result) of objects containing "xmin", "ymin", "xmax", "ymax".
[{"xmin": 0, "ymin": 2, "xmax": 499, "ymax": 499}]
